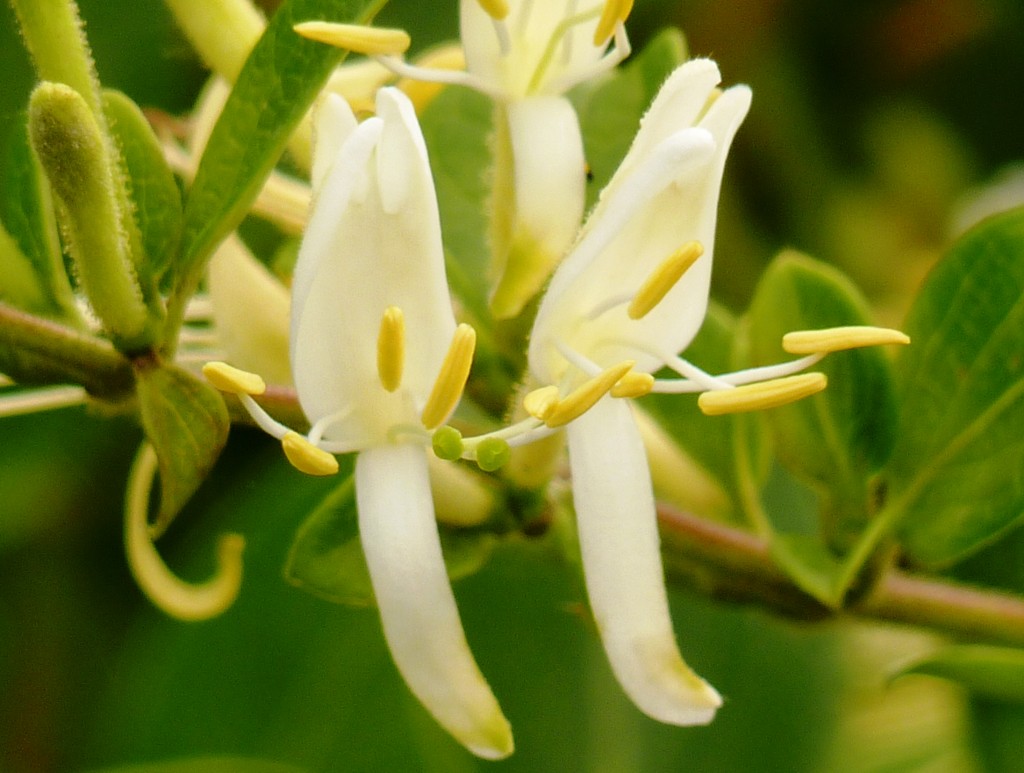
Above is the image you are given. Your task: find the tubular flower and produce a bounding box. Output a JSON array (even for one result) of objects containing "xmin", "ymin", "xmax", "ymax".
[
  {"xmin": 296, "ymin": 1, "xmax": 635, "ymax": 317},
  {"xmin": 522, "ymin": 59, "xmax": 908, "ymax": 725},
  {"xmin": 204, "ymin": 88, "xmax": 512, "ymax": 760}
]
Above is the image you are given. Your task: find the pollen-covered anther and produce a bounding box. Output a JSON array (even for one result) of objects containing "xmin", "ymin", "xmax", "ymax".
[
  {"xmin": 475, "ymin": 0, "xmax": 510, "ymax": 20},
  {"xmin": 545, "ymin": 360, "xmax": 636, "ymax": 428},
  {"xmin": 611, "ymin": 371, "xmax": 655, "ymax": 398},
  {"xmin": 523, "ymin": 385, "xmax": 561, "ymax": 421},
  {"xmin": 782, "ymin": 326, "xmax": 911, "ymax": 355},
  {"xmin": 421, "ymin": 324, "xmax": 477, "ymax": 430},
  {"xmin": 627, "ymin": 241, "xmax": 704, "ymax": 320},
  {"xmin": 202, "ymin": 361, "xmax": 266, "ymax": 396},
  {"xmin": 698, "ymin": 373, "xmax": 827, "ymax": 416},
  {"xmin": 282, "ymin": 431, "xmax": 340, "ymax": 476},
  {"xmin": 293, "ymin": 21, "xmax": 412, "ymax": 56},
  {"xmin": 376, "ymin": 306, "xmax": 405, "ymax": 392},
  {"xmin": 594, "ymin": 0, "xmax": 635, "ymax": 45}
]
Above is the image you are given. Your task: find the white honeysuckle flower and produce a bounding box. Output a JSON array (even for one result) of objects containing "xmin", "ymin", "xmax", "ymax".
[
  {"xmin": 204, "ymin": 87, "xmax": 513, "ymax": 760},
  {"xmin": 295, "ymin": 1, "xmax": 634, "ymax": 318},
  {"xmin": 504, "ymin": 58, "xmax": 909, "ymax": 725}
]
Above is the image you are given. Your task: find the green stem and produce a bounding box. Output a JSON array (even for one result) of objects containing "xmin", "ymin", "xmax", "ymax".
[
  {"xmin": 0, "ymin": 301, "xmax": 135, "ymax": 397},
  {"xmin": 658, "ymin": 504, "xmax": 1024, "ymax": 646}
]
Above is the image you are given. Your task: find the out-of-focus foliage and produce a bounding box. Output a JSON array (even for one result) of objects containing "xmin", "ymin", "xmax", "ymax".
[{"xmin": 3, "ymin": 0, "xmax": 1024, "ymax": 771}]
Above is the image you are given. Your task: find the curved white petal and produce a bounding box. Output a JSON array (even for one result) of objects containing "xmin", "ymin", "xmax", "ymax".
[
  {"xmin": 311, "ymin": 93, "xmax": 358, "ymax": 193},
  {"xmin": 490, "ymin": 95, "xmax": 586, "ymax": 317},
  {"xmin": 567, "ymin": 396, "xmax": 722, "ymax": 725},
  {"xmin": 291, "ymin": 89, "xmax": 456, "ymax": 440},
  {"xmin": 356, "ymin": 445, "xmax": 513, "ymax": 759},
  {"xmin": 508, "ymin": 96, "xmax": 585, "ymax": 258},
  {"xmin": 528, "ymin": 61, "xmax": 752, "ymax": 383}
]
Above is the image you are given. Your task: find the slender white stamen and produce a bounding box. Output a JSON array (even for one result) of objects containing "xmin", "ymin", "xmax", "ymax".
[
  {"xmin": 491, "ymin": 17, "xmax": 512, "ymax": 56},
  {"xmin": 517, "ymin": 0, "xmax": 535, "ymax": 36},
  {"xmin": 308, "ymin": 406, "xmax": 355, "ymax": 445},
  {"xmin": 373, "ymin": 55, "xmax": 505, "ymax": 99},
  {"xmin": 545, "ymin": 19, "xmax": 631, "ymax": 95},
  {"xmin": 0, "ymin": 385, "xmax": 88, "ymax": 417},
  {"xmin": 461, "ymin": 416, "xmax": 548, "ymax": 456},
  {"xmin": 585, "ymin": 292, "xmax": 633, "ymax": 320},
  {"xmin": 649, "ymin": 353, "xmax": 826, "ymax": 394},
  {"xmin": 554, "ymin": 338, "xmax": 602, "ymax": 377},
  {"xmin": 561, "ymin": 0, "xmax": 580, "ymax": 64},
  {"xmin": 238, "ymin": 394, "xmax": 292, "ymax": 440}
]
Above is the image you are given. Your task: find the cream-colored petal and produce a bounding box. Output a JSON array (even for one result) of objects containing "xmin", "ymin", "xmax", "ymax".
[
  {"xmin": 356, "ymin": 445, "xmax": 513, "ymax": 759},
  {"xmin": 207, "ymin": 234, "xmax": 291, "ymax": 385},
  {"xmin": 490, "ymin": 95, "xmax": 586, "ymax": 317},
  {"xmin": 291, "ymin": 89, "xmax": 457, "ymax": 439},
  {"xmin": 311, "ymin": 93, "xmax": 358, "ymax": 192},
  {"xmin": 567, "ymin": 397, "xmax": 722, "ymax": 725}
]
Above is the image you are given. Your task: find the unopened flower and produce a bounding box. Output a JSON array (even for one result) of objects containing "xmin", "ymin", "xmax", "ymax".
[{"xmin": 204, "ymin": 88, "xmax": 512, "ymax": 759}]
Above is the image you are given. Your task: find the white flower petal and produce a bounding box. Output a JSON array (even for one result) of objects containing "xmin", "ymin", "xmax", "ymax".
[
  {"xmin": 290, "ymin": 89, "xmax": 456, "ymax": 438},
  {"xmin": 507, "ymin": 96, "xmax": 585, "ymax": 259},
  {"xmin": 356, "ymin": 445, "xmax": 513, "ymax": 759},
  {"xmin": 311, "ymin": 93, "xmax": 358, "ymax": 192},
  {"xmin": 567, "ymin": 396, "xmax": 722, "ymax": 725}
]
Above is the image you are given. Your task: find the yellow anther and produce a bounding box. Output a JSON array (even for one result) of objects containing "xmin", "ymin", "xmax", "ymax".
[
  {"xmin": 294, "ymin": 21, "xmax": 412, "ymax": 56},
  {"xmin": 282, "ymin": 431, "xmax": 339, "ymax": 476},
  {"xmin": 476, "ymin": 0, "xmax": 510, "ymax": 20},
  {"xmin": 594, "ymin": 0, "xmax": 635, "ymax": 45},
  {"xmin": 611, "ymin": 371, "xmax": 655, "ymax": 398},
  {"xmin": 545, "ymin": 360, "xmax": 635, "ymax": 428},
  {"xmin": 627, "ymin": 241, "xmax": 704, "ymax": 320},
  {"xmin": 782, "ymin": 326, "xmax": 911, "ymax": 355},
  {"xmin": 523, "ymin": 385, "xmax": 561, "ymax": 421},
  {"xmin": 376, "ymin": 306, "xmax": 405, "ymax": 392},
  {"xmin": 698, "ymin": 373, "xmax": 828, "ymax": 416},
  {"xmin": 202, "ymin": 361, "xmax": 266, "ymax": 395},
  {"xmin": 421, "ymin": 324, "xmax": 477, "ymax": 430}
]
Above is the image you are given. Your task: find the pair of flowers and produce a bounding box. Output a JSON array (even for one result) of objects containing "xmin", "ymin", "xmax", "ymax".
[{"xmin": 204, "ymin": 1, "xmax": 906, "ymax": 759}]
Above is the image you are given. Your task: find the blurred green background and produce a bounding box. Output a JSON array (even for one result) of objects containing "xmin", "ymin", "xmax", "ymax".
[{"xmin": 1, "ymin": 0, "xmax": 1023, "ymax": 770}]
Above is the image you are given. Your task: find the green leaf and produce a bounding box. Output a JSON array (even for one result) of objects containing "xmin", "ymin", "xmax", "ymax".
[
  {"xmin": 894, "ymin": 645, "xmax": 1024, "ymax": 703},
  {"xmin": 886, "ymin": 208, "xmax": 1024, "ymax": 566},
  {"xmin": 0, "ymin": 116, "xmax": 78, "ymax": 322},
  {"xmin": 573, "ymin": 27, "xmax": 687, "ymax": 205},
  {"xmin": 176, "ymin": 0, "xmax": 385, "ymax": 284},
  {"xmin": 747, "ymin": 250, "xmax": 899, "ymax": 551},
  {"xmin": 102, "ymin": 89, "xmax": 183, "ymax": 288},
  {"xmin": 419, "ymin": 86, "xmax": 494, "ymax": 319},
  {"xmin": 135, "ymin": 362, "xmax": 230, "ymax": 535},
  {"xmin": 285, "ymin": 472, "xmax": 496, "ymax": 606}
]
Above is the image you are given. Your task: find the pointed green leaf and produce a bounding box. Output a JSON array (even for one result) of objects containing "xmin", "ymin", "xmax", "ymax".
[
  {"xmin": 135, "ymin": 363, "xmax": 230, "ymax": 534},
  {"xmin": 0, "ymin": 117, "xmax": 79, "ymax": 322},
  {"xmin": 102, "ymin": 89, "xmax": 183, "ymax": 288},
  {"xmin": 285, "ymin": 473, "xmax": 496, "ymax": 606},
  {"xmin": 894, "ymin": 645, "xmax": 1024, "ymax": 703},
  {"xmin": 176, "ymin": 0, "xmax": 386, "ymax": 281},
  {"xmin": 747, "ymin": 250, "xmax": 899, "ymax": 551},
  {"xmin": 886, "ymin": 208, "xmax": 1024, "ymax": 566}
]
